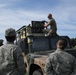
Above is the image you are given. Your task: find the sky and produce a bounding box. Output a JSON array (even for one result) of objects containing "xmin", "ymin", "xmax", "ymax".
[{"xmin": 0, "ymin": 0, "xmax": 76, "ymax": 42}]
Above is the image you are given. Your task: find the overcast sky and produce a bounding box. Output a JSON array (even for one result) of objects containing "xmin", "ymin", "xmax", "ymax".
[{"xmin": 0, "ymin": 0, "xmax": 76, "ymax": 42}]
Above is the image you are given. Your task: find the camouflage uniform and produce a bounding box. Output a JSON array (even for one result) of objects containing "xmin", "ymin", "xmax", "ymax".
[
  {"xmin": 17, "ymin": 38, "xmax": 27, "ymax": 54},
  {"xmin": 44, "ymin": 18, "xmax": 57, "ymax": 36},
  {"xmin": 47, "ymin": 18, "xmax": 57, "ymax": 36},
  {"xmin": 0, "ymin": 28, "xmax": 26, "ymax": 75},
  {"xmin": 0, "ymin": 39, "xmax": 3, "ymax": 46},
  {"xmin": 45, "ymin": 49, "xmax": 76, "ymax": 75}
]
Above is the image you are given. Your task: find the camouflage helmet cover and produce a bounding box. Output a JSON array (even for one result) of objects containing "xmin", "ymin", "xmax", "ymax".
[{"xmin": 5, "ymin": 28, "xmax": 16, "ymax": 36}]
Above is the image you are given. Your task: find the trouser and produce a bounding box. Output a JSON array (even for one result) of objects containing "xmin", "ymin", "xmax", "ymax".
[
  {"xmin": 9, "ymin": 69, "xmax": 21, "ymax": 75},
  {"xmin": 43, "ymin": 29, "xmax": 58, "ymax": 36}
]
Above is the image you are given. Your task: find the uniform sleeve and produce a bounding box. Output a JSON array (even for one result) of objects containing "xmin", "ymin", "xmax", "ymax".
[
  {"xmin": 0, "ymin": 48, "xmax": 3, "ymax": 64},
  {"xmin": 13, "ymin": 46, "xmax": 26, "ymax": 75},
  {"xmin": 44, "ymin": 56, "xmax": 54, "ymax": 75},
  {"xmin": 70, "ymin": 58, "xmax": 76, "ymax": 75},
  {"xmin": 17, "ymin": 39, "xmax": 27, "ymax": 54},
  {"xmin": 48, "ymin": 19, "xmax": 54, "ymax": 25}
]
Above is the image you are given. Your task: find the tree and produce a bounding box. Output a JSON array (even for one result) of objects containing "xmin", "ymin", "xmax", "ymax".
[{"xmin": 70, "ymin": 38, "xmax": 76, "ymax": 48}]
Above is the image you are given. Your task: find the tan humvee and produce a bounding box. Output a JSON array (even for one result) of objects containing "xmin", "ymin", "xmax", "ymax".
[{"xmin": 16, "ymin": 21, "xmax": 76, "ymax": 75}]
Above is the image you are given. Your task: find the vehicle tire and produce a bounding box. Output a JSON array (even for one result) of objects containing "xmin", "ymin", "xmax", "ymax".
[{"xmin": 32, "ymin": 69, "xmax": 43, "ymax": 75}]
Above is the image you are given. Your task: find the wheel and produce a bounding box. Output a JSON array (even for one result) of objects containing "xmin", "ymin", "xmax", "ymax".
[{"xmin": 32, "ymin": 69, "xmax": 43, "ymax": 75}]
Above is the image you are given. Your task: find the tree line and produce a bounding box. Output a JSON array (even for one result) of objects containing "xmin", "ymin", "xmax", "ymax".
[{"xmin": 70, "ymin": 38, "xmax": 76, "ymax": 48}]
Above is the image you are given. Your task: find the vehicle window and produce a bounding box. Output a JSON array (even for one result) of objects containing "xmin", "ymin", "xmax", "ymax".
[{"xmin": 32, "ymin": 37, "xmax": 50, "ymax": 51}]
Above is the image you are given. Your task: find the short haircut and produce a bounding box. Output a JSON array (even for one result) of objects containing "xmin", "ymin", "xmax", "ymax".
[
  {"xmin": 5, "ymin": 35, "xmax": 16, "ymax": 42},
  {"xmin": 57, "ymin": 38, "xmax": 67, "ymax": 49},
  {"xmin": 47, "ymin": 13, "xmax": 52, "ymax": 18}
]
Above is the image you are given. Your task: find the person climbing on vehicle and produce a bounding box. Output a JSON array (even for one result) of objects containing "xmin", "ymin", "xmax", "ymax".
[{"xmin": 43, "ymin": 13, "xmax": 58, "ymax": 36}]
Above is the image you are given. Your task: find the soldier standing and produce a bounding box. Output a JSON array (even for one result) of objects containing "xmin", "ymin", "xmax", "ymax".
[
  {"xmin": 45, "ymin": 38, "xmax": 76, "ymax": 75},
  {"xmin": 44, "ymin": 13, "xmax": 58, "ymax": 36},
  {"xmin": 0, "ymin": 28, "xmax": 26, "ymax": 75},
  {"xmin": 0, "ymin": 39, "xmax": 3, "ymax": 46},
  {"xmin": 17, "ymin": 38, "xmax": 29, "ymax": 72}
]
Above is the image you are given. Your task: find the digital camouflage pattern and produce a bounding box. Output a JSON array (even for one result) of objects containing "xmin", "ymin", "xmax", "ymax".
[
  {"xmin": 0, "ymin": 42, "xmax": 26, "ymax": 75},
  {"xmin": 45, "ymin": 49, "xmax": 76, "ymax": 75},
  {"xmin": 5, "ymin": 28, "xmax": 16, "ymax": 36}
]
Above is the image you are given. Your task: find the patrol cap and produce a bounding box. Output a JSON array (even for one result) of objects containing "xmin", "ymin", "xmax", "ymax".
[{"xmin": 5, "ymin": 28, "xmax": 16, "ymax": 36}]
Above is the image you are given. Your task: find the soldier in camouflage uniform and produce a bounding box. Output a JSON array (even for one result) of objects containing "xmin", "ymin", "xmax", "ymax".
[
  {"xmin": 0, "ymin": 28, "xmax": 26, "ymax": 75},
  {"xmin": 44, "ymin": 14, "xmax": 58, "ymax": 36},
  {"xmin": 45, "ymin": 38, "xmax": 76, "ymax": 75},
  {"xmin": 0, "ymin": 39, "xmax": 3, "ymax": 46}
]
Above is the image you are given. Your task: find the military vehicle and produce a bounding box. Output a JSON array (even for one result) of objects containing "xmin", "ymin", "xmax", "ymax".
[{"xmin": 16, "ymin": 21, "xmax": 76, "ymax": 75}]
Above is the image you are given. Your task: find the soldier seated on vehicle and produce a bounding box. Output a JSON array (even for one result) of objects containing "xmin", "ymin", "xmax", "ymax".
[
  {"xmin": 43, "ymin": 13, "xmax": 59, "ymax": 37},
  {"xmin": 0, "ymin": 28, "xmax": 26, "ymax": 75},
  {"xmin": 45, "ymin": 38, "xmax": 76, "ymax": 75}
]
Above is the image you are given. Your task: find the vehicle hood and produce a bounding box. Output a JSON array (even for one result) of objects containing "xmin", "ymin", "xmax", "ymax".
[{"xmin": 30, "ymin": 50, "xmax": 54, "ymax": 68}]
